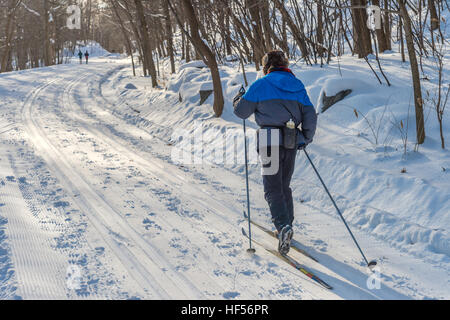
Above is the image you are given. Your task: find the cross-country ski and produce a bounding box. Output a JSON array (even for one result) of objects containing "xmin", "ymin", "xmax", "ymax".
[
  {"xmin": 243, "ymin": 211, "xmax": 319, "ymax": 263},
  {"xmin": 241, "ymin": 228, "xmax": 333, "ymax": 290}
]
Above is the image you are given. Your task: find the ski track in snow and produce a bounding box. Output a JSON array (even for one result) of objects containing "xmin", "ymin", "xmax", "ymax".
[
  {"xmin": 22, "ymin": 74, "xmax": 209, "ymax": 299},
  {"xmin": 0, "ymin": 57, "xmax": 448, "ymax": 299}
]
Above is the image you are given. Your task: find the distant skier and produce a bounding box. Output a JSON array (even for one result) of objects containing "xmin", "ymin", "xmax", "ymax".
[
  {"xmin": 84, "ymin": 51, "xmax": 89, "ymax": 64},
  {"xmin": 233, "ymin": 50, "xmax": 317, "ymax": 255},
  {"xmin": 78, "ymin": 50, "xmax": 83, "ymax": 64}
]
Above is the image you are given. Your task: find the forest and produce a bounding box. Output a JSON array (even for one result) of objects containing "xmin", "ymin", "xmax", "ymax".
[{"xmin": 0, "ymin": 0, "xmax": 448, "ymax": 146}]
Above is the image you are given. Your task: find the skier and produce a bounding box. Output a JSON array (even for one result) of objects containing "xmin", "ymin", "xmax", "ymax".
[
  {"xmin": 84, "ymin": 51, "xmax": 89, "ymax": 64},
  {"xmin": 77, "ymin": 50, "xmax": 83, "ymax": 64},
  {"xmin": 233, "ymin": 50, "xmax": 317, "ymax": 255}
]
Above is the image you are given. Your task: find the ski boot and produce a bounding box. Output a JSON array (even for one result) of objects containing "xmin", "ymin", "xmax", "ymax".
[{"xmin": 278, "ymin": 225, "xmax": 293, "ymax": 255}]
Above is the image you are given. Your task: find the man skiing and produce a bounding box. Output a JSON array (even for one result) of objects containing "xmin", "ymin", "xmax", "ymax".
[
  {"xmin": 84, "ymin": 51, "xmax": 89, "ymax": 64},
  {"xmin": 78, "ymin": 50, "xmax": 83, "ymax": 64},
  {"xmin": 233, "ymin": 51, "xmax": 317, "ymax": 255}
]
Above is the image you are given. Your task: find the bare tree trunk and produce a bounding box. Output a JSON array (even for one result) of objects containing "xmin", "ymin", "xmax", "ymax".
[
  {"xmin": 170, "ymin": 0, "xmax": 224, "ymax": 117},
  {"xmin": 372, "ymin": 0, "xmax": 388, "ymax": 52},
  {"xmin": 383, "ymin": 0, "xmax": 392, "ymax": 51},
  {"xmin": 398, "ymin": 13, "xmax": 405, "ymax": 62},
  {"xmin": 281, "ymin": 16, "xmax": 289, "ymax": 55},
  {"xmin": 317, "ymin": 0, "xmax": 324, "ymax": 56},
  {"xmin": 43, "ymin": 0, "xmax": 53, "ymax": 66},
  {"xmin": 436, "ymin": 58, "xmax": 448, "ymax": 149},
  {"xmin": 428, "ymin": 0, "xmax": 439, "ymax": 31},
  {"xmin": 134, "ymin": 0, "xmax": 158, "ymax": 87},
  {"xmin": 246, "ymin": 0, "xmax": 267, "ymax": 68},
  {"xmin": 225, "ymin": 13, "xmax": 232, "ymax": 56},
  {"xmin": 351, "ymin": 0, "xmax": 372, "ymax": 58},
  {"xmin": 274, "ymin": 0, "xmax": 310, "ymax": 63},
  {"xmin": 114, "ymin": 0, "xmax": 144, "ymax": 74},
  {"xmin": 86, "ymin": 0, "xmax": 93, "ymax": 43},
  {"xmin": 184, "ymin": 21, "xmax": 191, "ymax": 62},
  {"xmin": 399, "ymin": 0, "xmax": 425, "ymax": 144},
  {"xmin": 110, "ymin": 0, "xmax": 136, "ymax": 76},
  {"xmin": 163, "ymin": 0, "xmax": 176, "ymax": 74},
  {"xmin": 1, "ymin": 0, "xmax": 21, "ymax": 73},
  {"xmin": 181, "ymin": 33, "xmax": 185, "ymax": 60},
  {"xmin": 259, "ymin": 0, "xmax": 273, "ymax": 51}
]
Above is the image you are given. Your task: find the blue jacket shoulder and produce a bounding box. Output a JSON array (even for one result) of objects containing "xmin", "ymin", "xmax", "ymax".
[{"xmin": 242, "ymin": 78, "xmax": 267, "ymax": 102}]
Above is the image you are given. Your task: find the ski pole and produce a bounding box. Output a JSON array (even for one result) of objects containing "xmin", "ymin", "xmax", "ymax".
[
  {"xmin": 243, "ymin": 118, "xmax": 255, "ymax": 254},
  {"xmin": 303, "ymin": 149, "xmax": 377, "ymax": 269},
  {"xmin": 240, "ymin": 86, "xmax": 255, "ymax": 254}
]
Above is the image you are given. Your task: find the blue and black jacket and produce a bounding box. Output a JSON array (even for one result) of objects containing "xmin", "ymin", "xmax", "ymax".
[{"xmin": 234, "ymin": 70, "xmax": 317, "ymax": 146}]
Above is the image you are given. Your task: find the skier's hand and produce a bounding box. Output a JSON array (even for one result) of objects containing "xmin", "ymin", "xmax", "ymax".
[
  {"xmin": 233, "ymin": 86, "xmax": 246, "ymax": 108},
  {"xmin": 297, "ymin": 129, "xmax": 308, "ymax": 150},
  {"xmin": 298, "ymin": 142, "xmax": 307, "ymax": 150}
]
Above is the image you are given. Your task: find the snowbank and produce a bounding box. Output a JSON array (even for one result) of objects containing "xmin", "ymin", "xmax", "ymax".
[
  {"xmin": 315, "ymin": 76, "xmax": 373, "ymax": 112},
  {"xmin": 70, "ymin": 41, "xmax": 112, "ymax": 58}
]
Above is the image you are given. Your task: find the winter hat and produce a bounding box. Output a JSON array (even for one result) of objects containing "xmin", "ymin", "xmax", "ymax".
[{"xmin": 262, "ymin": 50, "xmax": 289, "ymax": 75}]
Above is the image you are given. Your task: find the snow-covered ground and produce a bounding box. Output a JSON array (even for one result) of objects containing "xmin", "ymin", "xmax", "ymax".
[{"xmin": 0, "ymin": 50, "xmax": 448, "ymax": 299}]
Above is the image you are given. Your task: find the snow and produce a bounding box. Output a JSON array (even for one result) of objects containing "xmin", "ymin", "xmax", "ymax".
[
  {"xmin": 315, "ymin": 76, "xmax": 373, "ymax": 112},
  {"xmin": 178, "ymin": 60, "xmax": 207, "ymax": 71},
  {"xmin": 0, "ymin": 46, "xmax": 449, "ymax": 299},
  {"xmin": 73, "ymin": 41, "xmax": 112, "ymax": 58}
]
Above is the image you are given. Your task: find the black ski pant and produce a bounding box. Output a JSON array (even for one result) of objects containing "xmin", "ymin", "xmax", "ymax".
[{"xmin": 262, "ymin": 146, "xmax": 297, "ymax": 232}]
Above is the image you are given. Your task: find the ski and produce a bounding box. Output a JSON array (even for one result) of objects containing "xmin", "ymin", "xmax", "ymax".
[
  {"xmin": 243, "ymin": 211, "xmax": 319, "ymax": 263},
  {"xmin": 241, "ymin": 228, "xmax": 333, "ymax": 290}
]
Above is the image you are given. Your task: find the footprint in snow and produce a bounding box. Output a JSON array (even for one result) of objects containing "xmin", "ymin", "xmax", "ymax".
[
  {"xmin": 222, "ymin": 291, "xmax": 240, "ymax": 299},
  {"xmin": 240, "ymin": 269, "xmax": 256, "ymax": 276},
  {"xmin": 312, "ymin": 239, "xmax": 328, "ymax": 252},
  {"xmin": 142, "ymin": 218, "xmax": 162, "ymax": 231},
  {"xmin": 54, "ymin": 201, "xmax": 70, "ymax": 208},
  {"xmin": 95, "ymin": 247, "xmax": 105, "ymax": 255},
  {"xmin": 208, "ymin": 235, "xmax": 220, "ymax": 244}
]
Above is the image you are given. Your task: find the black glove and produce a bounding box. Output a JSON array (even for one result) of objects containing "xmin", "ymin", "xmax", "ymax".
[
  {"xmin": 298, "ymin": 142, "xmax": 307, "ymax": 150},
  {"xmin": 233, "ymin": 86, "xmax": 246, "ymax": 108},
  {"xmin": 297, "ymin": 129, "xmax": 308, "ymax": 150}
]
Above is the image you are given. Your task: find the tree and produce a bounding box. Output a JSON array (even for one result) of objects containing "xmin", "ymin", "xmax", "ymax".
[
  {"xmin": 399, "ymin": 0, "xmax": 425, "ymax": 144},
  {"xmin": 372, "ymin": 0, "xmax": 388, "ymax": 52},
  {"xmin": 162, "ymin": 0, "xmax": 176, "ymax": 74},
  {"xmin": 351, "ymin": 0, "xmax": 372, "ymax": 58},
  {"xmin": 428, "ymin": 0, "xmax": 439, "ymax": 31},
  {"xmin": 169, "ymin": 0, "xmax": 224, "ymax": 117},
  {"xmin": 1, "ymin": 0, "xmax": 21, "ymax": 72},
  {"xmin": 134, "ymin": 0, "xmax": 158, "ymax": 87}
]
